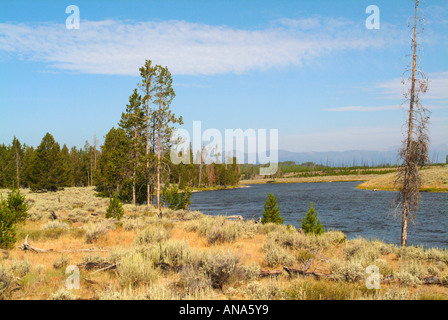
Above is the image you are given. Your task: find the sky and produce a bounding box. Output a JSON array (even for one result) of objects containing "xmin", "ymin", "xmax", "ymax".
[{"xmin": 0, "ymin": 0, "xmax": 447, "ymax": 154}]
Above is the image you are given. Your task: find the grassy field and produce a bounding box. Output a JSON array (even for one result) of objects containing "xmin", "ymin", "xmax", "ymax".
[
  {"xmin": 357, "ymin": 166, "xmax": 448, "ymax": 192},
  {"xmin": 240, "ymin": 165, "xmax": 448, "ymax": 192},
  {"xmin": 1, "ymin": 187, "xmax": 447, "ymax": 300}
]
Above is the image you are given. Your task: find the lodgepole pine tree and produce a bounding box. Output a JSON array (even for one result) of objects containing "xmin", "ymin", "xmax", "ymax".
[
  {"xmin": 301, "ymin": 202, "xmax": 324, "ymax": 235},
  {"xmin": 261, "ymin": 193, "xmax": 284, "ymax": 224},
  {"xmin": 119, "ymin": 89, "xmax": 145, "ymax": 205}
]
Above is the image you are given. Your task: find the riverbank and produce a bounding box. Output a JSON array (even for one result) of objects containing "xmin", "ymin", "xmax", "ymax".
[
  {"xmin": 1, "ymin": 187, "xmax": 447, "ymax": 300},
  {"xmin": 356, "ymin": 166, "xmax": 448, "ymax": 192},
  {"xmin": 240, "ymin": 174, "xmax": 378, "ymax": 185},
  {"xmin": 239, "ymin": 165, "xmax": 448, "ymax": 192}
]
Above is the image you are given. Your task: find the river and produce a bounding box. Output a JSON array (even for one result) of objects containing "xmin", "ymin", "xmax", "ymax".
[{"xmin": 190, "ymin": 181, "xmax": 448, "ymax": 249}]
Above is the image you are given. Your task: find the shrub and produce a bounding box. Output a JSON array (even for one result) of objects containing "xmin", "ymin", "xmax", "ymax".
[
  {"xmin": 206, "ymin": 221, "xmax": 242, "ymax": 244},
  {"xmin": 134, "ymin": 225, "xmax": 169, "ymax": 246},
  {"xmin": 178, "ymin": 266, "xmax": 211, "ymax": 295},
  {"xmin": 261, "ymin": 193, "xmax": 284, "ymax": 224},
  {"xmin": 331, "ymin": 260, "xmax": 365, "ymax": 283},
  {"xmin": 161, "ymin": 185, "xmax": 192, "ymax": 210},
  {"xmin": 263, "ymin": 239, "xmax": 296, "ymax": 267},
  {"xmin": 0, "ymin": 190, "xmax": 28, "ymax": 249},
  {"xmin": 117, "ymin": 252, "xmax": 159, "ymax": 287},
  {"xmin": 53, "ymin": 255, "xmax": 70, "ymax": 269},
  {"xmin": 201, "ymin": 251, "xmax": 241, "ymax": 290},
  {"xmin": 41, "ymin": 220, "xmax": 70, "ymax": 231},
  {"xmin": 85, "ymin": 220, "xmax": 114, "ymax": 243},
  {"xmin": 0, "ymin": 265, "xmax": 14, "ymax": 298},
  {"xmin": 10, "ymin": 260, "xmax": 31, "ymax": 277},
  {"xmin": 106, "ymin": 195, "xmax": 124, "ymax": 220},
  {"xmin": 49, "ymin": 288, "xmax": 78, "ymax": 300},
  {"xmin": 301, "ymin": 202, "xmax": 324, "ymax": 235}
]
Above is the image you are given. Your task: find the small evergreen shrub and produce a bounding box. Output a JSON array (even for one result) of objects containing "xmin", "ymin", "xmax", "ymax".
[
  {"xmin": 301, "ymin": 202, "xmax": 324, "ymax": 235},
  {"xmin": 106, "ymin": 195, "xmax": 124, "ymax": 220},
  {"xmin": 261, "ymin": 193, "xmax": 284, "ymax": 224}
]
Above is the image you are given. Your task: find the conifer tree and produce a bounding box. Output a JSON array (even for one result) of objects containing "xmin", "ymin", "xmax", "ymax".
[
  {"xmin": 29, "ymin": 133, "xmax": 65, "ymax": 192},
  {"xmin": 119, "ymin": 89, "xmax": 145, "ymax": 205},
  {"xmin": 261, "ymin": 193, "xmax": 284, "ymax": 224},
  {"xmin": 301, "ymin": 202, "xmax": 324, "ymax": 235}
]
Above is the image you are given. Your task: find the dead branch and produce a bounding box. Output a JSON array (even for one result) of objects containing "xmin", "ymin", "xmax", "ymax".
[
  {"xmin": 259, "ymin": 269, "xmax": 284, "ymax": 278},
  {"xmin": 18, "ymin": 235, "xmax": 109, "ymax": 253}
]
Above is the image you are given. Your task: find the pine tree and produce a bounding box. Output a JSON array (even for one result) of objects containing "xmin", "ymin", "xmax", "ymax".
[
  {"xmin": 95, "ymin": 128, "xmax": 132, "ymax": 198},
  {"xmin": 153, "ymin": 64, "xmax": 182, "ymax": 216},
  {"xmin": 106, "ymin": 194, "xmax": 124, "ymax": 220},
  {"xmin": 29, "ymin": 133, "xmax": 65, "ymax": 192},
  {"xmin": 301, "ymin": 202, "xmax": 324, "ymax": 235},
  {"xmin": 261, "ymin": 193, "xmax": 284, "ymax": 224},
  {"xmin": 119, "ymin": 89, "xmax": 145, "ymax": 205}
]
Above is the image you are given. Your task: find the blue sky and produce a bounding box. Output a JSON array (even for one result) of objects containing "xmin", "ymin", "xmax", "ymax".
[{"xmin": 0, "ymin": 0, "xmax": 447, "ymax": 153}]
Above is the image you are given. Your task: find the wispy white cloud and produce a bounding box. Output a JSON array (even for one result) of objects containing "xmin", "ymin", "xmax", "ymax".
[
  {"xmin": 324, "ymin": 105, "xmax": 401, "ymax": 112},
  {"xmin": 0, "ymin": 18, "xmax": 398, "ymax": 76},
  {"xmin": 375, "ymin": 71, "xmax": 448, "ymax": 102}
]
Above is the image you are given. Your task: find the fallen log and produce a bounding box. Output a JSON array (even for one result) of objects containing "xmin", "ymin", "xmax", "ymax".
[
  {"xmin": 18, "ymin": 235, "xmax": 109, "ymax": 253},
  {"xmin": 259, "ymin": 269, "xmax": 284, "ymax": 278},
  {"xmin": 423, "ymin": 276, "xmax": 441, "ymax": 285},
  {"xmin": 77, "ymin": 261, "xmax": 116, "ymax": 271}
]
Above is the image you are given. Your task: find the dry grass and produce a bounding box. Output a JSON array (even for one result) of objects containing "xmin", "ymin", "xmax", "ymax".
[
  {"xmin": 0, "ymin": 186, "xmax": 447, "ymax": 300},
  {"xmin": 357, "ymin": 165, "xmax": 448, "ymax": 192}
]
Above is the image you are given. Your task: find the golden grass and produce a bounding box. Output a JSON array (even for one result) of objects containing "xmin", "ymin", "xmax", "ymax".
[
  {"xmin": 1, "ymin": 186, "xmax": 447, "ymax": 300},
  {"xmin": 357, "ymin": 166, "xmax": 448, "ymax": 192}
]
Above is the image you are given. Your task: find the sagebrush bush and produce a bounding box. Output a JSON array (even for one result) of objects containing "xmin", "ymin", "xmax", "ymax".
[
  {"xmin": 53, "ymin": 255, "xmax": 70, "ymax": 269},
  {"xmin": 41, "ymin": 220, "xmax": 70, "ymax": 231},
  {"xmin": 245, "ymin": 280, "xmax": 283, "ymax": 300},
  {"xmin": 49, "ymin": 288, "xmax": 78, "ymax": 300},
  {"xmin": 206, "ymin": 221, "xmax": 242, "ymax": 244},
  {"xmin": 178, "ymin": 266, "xmax": 211, "ymax": 295},
  {"xmin": 142, "ymin": 240, "xmax": 192, "ymax": 269},
  {"xmin": 263, "ymin": 239, "xmax": 296, "ymax": 267},
  {"xmin": 331, "ymin": 260, "xmax": 365, "ymax": 283},
  {"xmin": 134, "ymin": 224, "xmax": 170, "ymax": 246},
  {"xmin": 200, "ymin": 251, "xmax": 242, "ymax": 290},
  {"xmin": 117, "ymin": 252, "xmax": 159, "ymax": 287},
  {"xmin": 0, "ymin": 265, "xmax": 14, "ymax": 298},
  {"xmin": 85, "ymin": 220, "xmax": 114, "ymax": 243},
  {"xmin": 9, "ymin": 260, "xmax": 31, "ymax": 277}
]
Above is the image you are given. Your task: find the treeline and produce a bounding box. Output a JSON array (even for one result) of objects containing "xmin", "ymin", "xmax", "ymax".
[
  {"xmin": 0, "ymin": 135, "xmax": 97, "ymax": 190},
  {"xmin": 0, "ymin": 59, "xmax": 241, "ymax": 205}
]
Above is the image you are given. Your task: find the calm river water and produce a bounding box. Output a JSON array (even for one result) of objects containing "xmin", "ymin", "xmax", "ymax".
[{"xmin": 190, "ymin": 182, "xmax": 448, "ymax": 249}]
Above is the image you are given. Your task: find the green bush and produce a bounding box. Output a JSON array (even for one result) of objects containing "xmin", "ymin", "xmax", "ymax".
[
  {"xmin": 261, "ymin": 193, "xmax": 284, "ymax": 224},
  {"xmin": 161, "ymin": 185, "xmax": 192, "ymax": 210},
  {"xmin": 301, "ymin": 202, "xmax": 324, "ymax": 235},
  {"xmin": 106, "ymin": 195, "xmax": 124, "ymax": 220},
  {"xmin": 0, "ymin": 190, "xmax": 29, "ymax": 249}
]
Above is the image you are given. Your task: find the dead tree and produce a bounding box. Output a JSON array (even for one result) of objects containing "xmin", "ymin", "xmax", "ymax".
[{"xmin": 394, "ymin": 0, "xmax": 430, "ymax": 247}]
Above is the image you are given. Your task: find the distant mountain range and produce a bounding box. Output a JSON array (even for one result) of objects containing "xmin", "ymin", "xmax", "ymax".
[{"xmin": 277, "ymin": 144, "xmax": 448, "ymax": 166}]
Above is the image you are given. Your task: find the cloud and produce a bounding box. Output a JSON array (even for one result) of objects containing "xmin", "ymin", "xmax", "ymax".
[
  {"xmin": 324, "ymin": 105, "xmax": 401, "ymax": 112},
  {"xmin": 375, "ymin": 71, "xmax": 448, "ymax": 102},
  {"xmin": 0, "ymin": 18, "xmax": 397, "ymax": 76}
]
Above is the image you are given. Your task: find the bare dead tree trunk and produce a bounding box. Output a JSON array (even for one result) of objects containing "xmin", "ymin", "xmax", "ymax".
[
  {"xmin": 396, "ymin": 0, "xmax": 429, "ymax": 247},
  {"xmin": 157, "ymin": 93, "xmax": 162, "ymax": 217}
]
